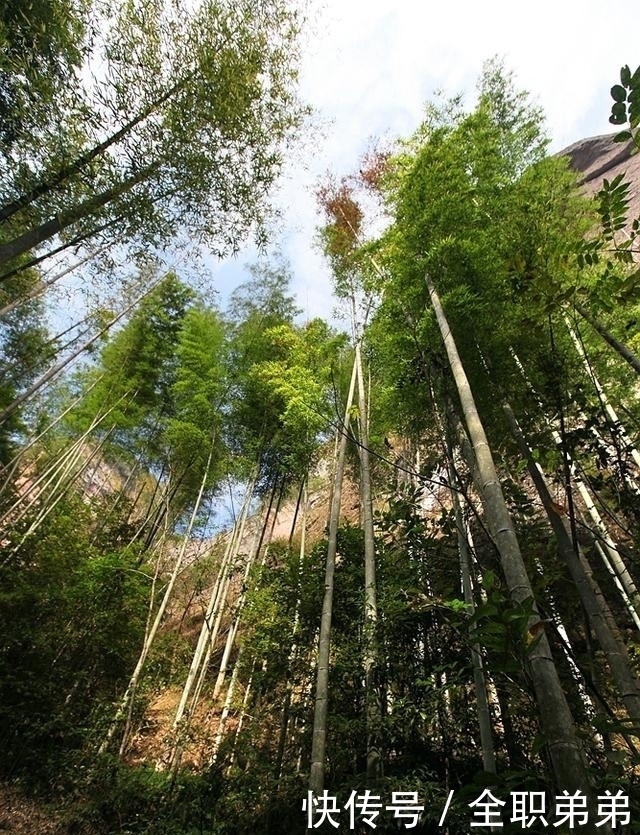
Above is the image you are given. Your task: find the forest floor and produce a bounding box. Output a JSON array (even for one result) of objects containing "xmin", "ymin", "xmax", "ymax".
[{"xmin": 0, "ymin": 782, "xmax": 76, "ymax": 835}]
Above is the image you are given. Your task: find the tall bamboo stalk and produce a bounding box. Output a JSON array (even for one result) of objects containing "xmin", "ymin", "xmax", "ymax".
[
  {"xmin": 212, "ymin": 480, "xmax": 282, "ymax": 703},
  {"xmin": 229, "ymin": 660, "xmax": 256, "ymax": 768},
  {"xmin": 164, "ymin": 472, "xmax": 258, "ymax": 769},
  {"xmin": 0, "ymin": 373, "xmax": 105, "ymax": 509},
  {"xmin": 510, "ymin": 349, "xmax": 640, "ymax": 626},
  {"xmin": 209, "ymin": 486, "xmax": 283, "ymax": 762},
  {"xmin": 210, "ymin": 644, "xmax": 244, "ymax": 761},
  {"xmin": 99, "ymin": 441, "xmax": 216, "ymax": 756},
  {"xmin": 354, "ymin": 339, "xmax": 382, "ymax": 783},
  {"xmin": 188, "ymin": 489, "xmax": 268, "ymax": 713},
  {"xmin": 276, "ymin": 481, "xmax": 308, "ymax": 781},
  {"xmin": 564, "ymin": 314, "xmax": 640, "ymax": 474},
  {"xmin": 570, "ymin": 464, "xmax": 640, "ymax": 620},
  {"xmin": 0, "ymin": 245, "xmax": 111, "ymax": 318},
  {"xmin": 505, "ymin": 404, "xmax": 640, "ymax": 723},
  {"xmin": 446, "ymin": 450, "xmax": 497, "ymax": 773},
  {"xmin": 574, "ymin": 302, "xmax": 640, "ymax": 376},
  {"xmin": 7, "ymin": 429, "xmax": 115, "ymax": 553},
  {"xmin": 0, "ymin": 277, "xmax": 162, "ymax": 426},
  {"xmin": 0, "ymin": 391, "xmax": 129, "ymax": 530},
  {"xmin": 308, "ymin": 354, "xmax": 358, "ymax": 796},
  {"xmin": 426, "ymin": 273, "xmax": 598, "ymax": 818}
]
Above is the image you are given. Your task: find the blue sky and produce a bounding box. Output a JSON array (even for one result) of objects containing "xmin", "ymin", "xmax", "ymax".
[{"xmin": 204, "ymin": 0, "xmax": 640, "ymax": 324}]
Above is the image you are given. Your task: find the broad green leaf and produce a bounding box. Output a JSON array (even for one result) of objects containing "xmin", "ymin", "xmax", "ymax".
[
  {"xmin": 611, "ymin": 84, "xmax": 627, "ymax": 103},
  {"xmin": 610, "ymin": 102, "xmax": 627, "ymax": 124}
]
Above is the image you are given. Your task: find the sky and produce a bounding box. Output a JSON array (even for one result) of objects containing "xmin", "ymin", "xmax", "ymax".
[{"xmin": 205, "ymin": 0, "xmax": 640, "ymax": 325}]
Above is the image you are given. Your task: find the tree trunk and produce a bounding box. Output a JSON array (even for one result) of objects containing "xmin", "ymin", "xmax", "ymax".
[
  {"xmin": 2, "ymin": 423, "xmax": 90, "ymax": 530},
  {"xmin": 0, "ymin": 164, "xmax": 157, "ymax": 270},
  {"xmin": 7, "ymin": 429, "xmax": 114, "ymax": 552},
  {"xmin": 229, "ymin": 660, "xmax": 256, "ymax": 768},
  {"xmin": 505, "ymin": 403, "xmax": 640, "ymax": 723},
  {"xmin": 0, "ymin": 245, "xmax": 110, "ymax": 317},
  {"xmin": 210, "ymin": 644, "xmax": 244, "ymax": 761},
  {"xmin": 164, "ymin": 472, "xmax": 258, "ymax": 768},
  {"xmin": 212, "ymin": 480, "xmax": 282, "ymax": 703},
  {"xmin": 0, "ymin": 79, "xmax": 187, "ymax": 225},
  {"xmin": 276, "ymin": 481, "xmax": 308, "ymax": 782},
  {"xmin": 99, "ymin": 441, "xmax": 215, "ymax": 756},
  {"xmin": 574, "ymin": 302, "xmax": 640, "ymax": 376},
  {"xmin": 564, "ymin": 314, "xmax": 640, "ymax": 473},
  {"xmin": 446, "ymin": 450, "xmax": 497, "ymax": 773},
  {"xmin": 571, "ymin": 464, "xmax": 640, "ymax": 623},
  {"xmin": 510, "ymin": 348, "xmax": 640, "ymax": 626},
  {"xmin": 354, "ymin": 340, "xmax": 382, "ymax": 784},
  {"xmin": 425, "ymin": 272, "xmax": 598, "ymax": 819},
  {"xmin": 308, "ymin": 354, "xmax": 358, "ymax": 796},
  {"xmin": 0, "ymin": 374, "xmax": 105, "ymax": 509},
  {"xmin": 587, "ymin": 526, "xmax": 640, "ymax": 631},
  {"xmin": 0, "ymin": 277, "xmax": 161, "ymax": 425}
]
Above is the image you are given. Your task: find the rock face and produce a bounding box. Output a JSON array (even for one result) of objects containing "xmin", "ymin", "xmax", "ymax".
[{"xmin": 559, "ymin": 132, "xmax": 640, "ymax": 223}]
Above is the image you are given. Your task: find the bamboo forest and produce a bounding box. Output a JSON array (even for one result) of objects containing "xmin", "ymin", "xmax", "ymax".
[{"xmin": 2, "ymin": 1, "xmax": 640, "ymax": 833}]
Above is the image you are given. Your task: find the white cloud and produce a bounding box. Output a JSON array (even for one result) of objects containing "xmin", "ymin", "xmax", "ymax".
[{"xmin": 206, "ymin": 0, "xmax": 640, "ymax": 322}]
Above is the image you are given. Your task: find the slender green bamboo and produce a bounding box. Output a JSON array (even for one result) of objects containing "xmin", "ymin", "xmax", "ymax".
[
  {"xmin": 309, "ymin": 354, "xmax": 358, "ymax": 796},
  {"xmin": 99, "ymin": 440, "xmax": 216, "ymax": 756},
  {"xmin": 354, "ymin": 340, "xmax": 382, "ymax": 784},
  {"xmin": 426, "ymin": 273, "xmax": 600, "ymax": 823},
  {"xmin": 505, "ymin": 403, "xmax": 640, "ymax": 724},
  {"xmin": 574, "ymin": 302, "xmax": 640, "ymax": 376}
]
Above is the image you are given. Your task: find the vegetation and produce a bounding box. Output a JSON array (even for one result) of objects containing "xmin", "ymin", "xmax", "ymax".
[{"xmin": 1, "ymin": 10, "xmax": 640, "ymax": 833}]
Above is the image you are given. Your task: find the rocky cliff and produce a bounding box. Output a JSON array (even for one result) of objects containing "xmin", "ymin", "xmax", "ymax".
[{"xmin": 560, "ymin": 132, "xmax": 640, "ymax": 223}]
